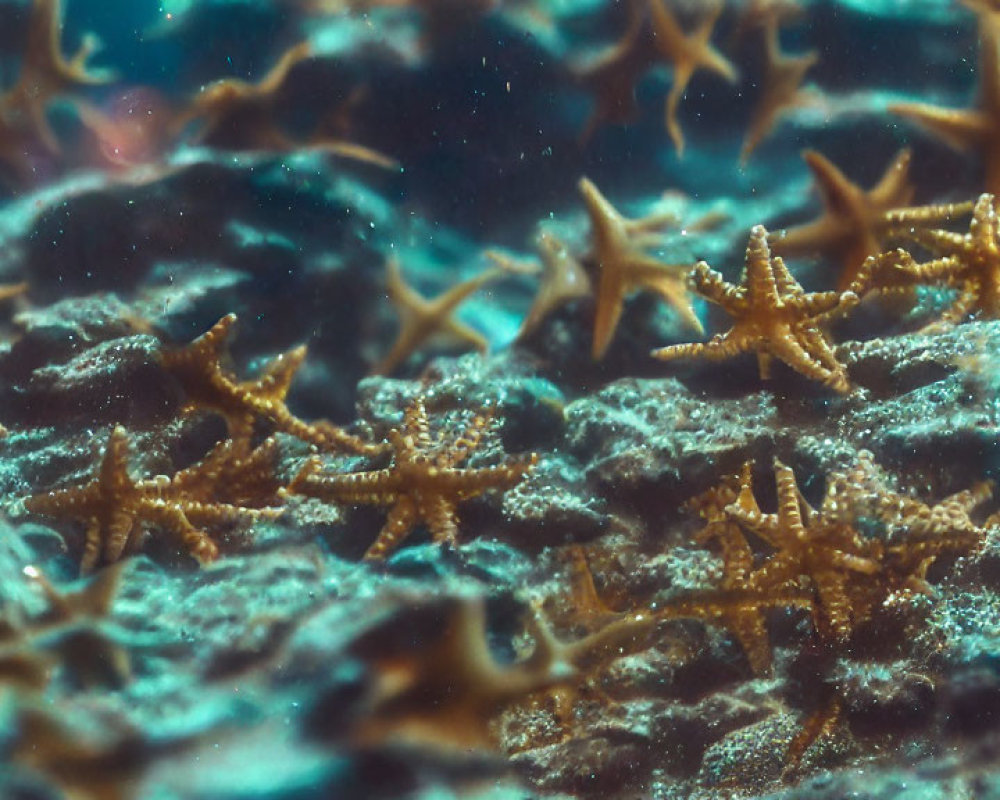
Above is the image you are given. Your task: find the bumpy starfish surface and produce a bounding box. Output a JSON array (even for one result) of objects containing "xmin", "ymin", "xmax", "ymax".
[
  {"xmin": 372, "ymin": 259, "xmax": 501, "ymax": 375},
  {"xmin": 580, "ymin": 177, "xmax": 701, "ymax": 359},
  {"xmin": 884, "ymin": 193, "xmax": 1000, "ymax": 326},
  {"xmin": 287, "ymin": 396, "xmax": 537, "ymax": 560},
  {"xmin": 652, "ymin": 224, "xmax": 858, "ymax": 392},
  {"xmin": 770, "ymin": 148, "xmax": 914, "ymax": 291},
  {"xmin": 24, "ymin": 426, "xmax": 281, "ymax": 573},
  {"xmin": 160, "ymin": 314, "xmax": 376, "ymax": 454}
]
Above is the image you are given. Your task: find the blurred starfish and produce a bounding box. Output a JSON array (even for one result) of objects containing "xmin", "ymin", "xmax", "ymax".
[
  {"xmin": 770, "ymin": 148, "xmax": 915, "ymax": 291},
  {"xmin": 579, "ymin": 177, "xmax": 701, "ymax": 360},
  {"xmin": 653, "ymin": 224, "xmax": 859, "ymax": 392}
]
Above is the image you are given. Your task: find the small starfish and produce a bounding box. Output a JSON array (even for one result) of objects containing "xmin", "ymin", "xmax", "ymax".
[
  {"xmin": 487, "ymin": 231, "xmax": 592, "ymax": 340},
  {"xmin": 160, "ymin": 314, "xmax": 375, "ymax": 454},
  {"xmin": 287, "ymin": 396, "xmax": 536, "ymax": 560},
  {"xmin": 24, "ymin": 426, "xmax": 280, "ymax": 573},
  {"xmin": 652, "ymin": 224, "xmax": 859, "ymax": 392},
  {"xmin": 739, "ymin": 19, "xmax": 819, "ymax": 163},
  {"xmin": 883, "ymin": 193, "xmax": 1000, "ymax": 326},
  {"xmin": 579, "ymin": 177, "xmax": 701, "ymax": 359},
  {"xmin": 890, "ymin": 9, "xmax": 1000, "ymax": 195},
  {"xmin": 770, "ymin": 148, "xmax": 915, "ymax": 291},
  {"xmin": 575, "ymin": 0, "xmax": 737, "ymax": 154},
  {"xmin": 372, "ymin": 259, "xmax": 501, "ymax": 375}
]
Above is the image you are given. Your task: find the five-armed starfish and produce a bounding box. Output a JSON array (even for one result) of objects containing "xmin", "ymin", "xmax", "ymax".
[
  {"xmin": 652, "ymin": 224, "xmax": 859, "ymax": 392},
  {"xmin": 287, "ymin": 396, "xmax": 537, "ymax": 560}
]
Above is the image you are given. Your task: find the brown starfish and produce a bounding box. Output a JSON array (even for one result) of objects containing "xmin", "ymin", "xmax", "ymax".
[
  {"xmin": 580, "ymin": 177, "xmax": 701, "ymax": 359},
  {"xmin": 769, "ymin": 148, "xmax": 915, "ymax": 291},
  {"xmin": 652, "ymin": 224, "xmax": 859, "ymax": 392},
  {"xmin": 372, "ymin": 259, "xmax": 501, "ymax": 375},
  {"xmin": 160, "ymin": 313, "xmax": 375, "ymax": 454},
  {"xmin": 24, "ymin": 426, "xmax": 281, "ymax": 573},
  {"xmin": 890, "ymin": 8, "xmax": 1000, "ymax": 196},
  {"xmin": 286, "ymin": 396, "xmax": 536, "ymax": 560}
]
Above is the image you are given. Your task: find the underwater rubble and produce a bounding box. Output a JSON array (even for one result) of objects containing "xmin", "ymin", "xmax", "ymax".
[{"xmin": 1, "ymin": 0, "xmax": 1000, "ymax": 798}]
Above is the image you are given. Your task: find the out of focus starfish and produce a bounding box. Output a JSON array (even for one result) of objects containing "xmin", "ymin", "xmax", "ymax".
[
  {"xmin": 160, "ymin": 314, "xmax": 376, "ymax": 454},
  {"xmin": 24, "ymin": 426, "xmax": 280, "ymax": 573},
  {"xmin": 579, "ymin": 177, "xmax": 701, "ymax": 359},
  {"xmin": 287, "ymin": 396, "xmax": 536, "ymax": 560},
  {"xmin": 890, "ymin": 9, "xmax": 1000, "ymax": 196},
  {"xmin": 488, "ymin": 231, "xmax": 592, "ymax": 340},
  {"xmin": 770, "ymin": 148, "xmax": 915, "ymax": 291},
  {"xmin": 740, "ymin": 19, "xmax": 818, "ymax": 163},
  {"xmin": 576, "ymin": 0, "xmax": 737, "ymax": 154},
  {"xmin": 653, "ymin": 224, "xmax": 859, "ymax": 392},
  {"xmin": 372, "ymin": 259, "xmax": 501, "ymax": 375}
]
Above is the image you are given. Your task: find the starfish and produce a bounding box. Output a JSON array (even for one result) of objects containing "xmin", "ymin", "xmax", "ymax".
[
  {"xmin": 739, "ymin": 18, "xmax": 819, "ymax": 163},
  {"xmin": 286, "ymin": 396, "xmax": 537, "ymax": 560},
  {"xmin": 160, "ymin": 314, "xmax": 376, "ymax": 454},
  {"xmin": 652, "ymin": 224, "xmax": 859, "ymax": 392},
  {"xmin": 488, "ymin": 231, "xmax": 592, "ymax": 340},
  {"xmin": 0, "ymin": 0, "xmax": 110, "ymax": 155},
  {"xmin": 769, "ymin": 148, "xmax": 915, "ymax": 291},
  {"xmin": 579, "ymin": 177, "xmax": 701, "ymax": 359},
  {"xmin": 372, "ymin": 259, "xmax": 501, "ymax": 375},
  {"xmin": 24, "ymin": 426, "xmax": 281, "ymax": 573},
  {"xmin": 882, "ymin": 193, "xmax": 1000, "ymax": 326},
  {"xmin": 890, "ymin": 9, "xmax": 1000, "ymax": 196},
  {"xmin": 575, "ymin": 0, "xmax": 737, "ymax": 154}
]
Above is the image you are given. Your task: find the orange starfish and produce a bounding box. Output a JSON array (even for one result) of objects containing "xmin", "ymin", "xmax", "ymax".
[
  {"xmin": 890, "ymin": 9, "xmax": 1000, "ymax": 196},
  {"xmin": 160, "ymin": 314, "xmax": 375, "ymax": 454},
  {"xmin": 24, "ymin": 426, "xmax": 280, "ymax": 573},
  {"xmin": 287, "ymin": 396, "xmax": 536, "ymax": 560},
  {"xmin": 372, "ymin": 259, "xmax": 501, "ymax": 375},
  {"xmin": 652, "ymin": 224, "xmax": 859, "ymax": 392},
  {"xmin": 579, "ymin": 177, "xmax": 701, "ymax": 359},
  {"xmin": 740, "ymin": 19, "xmax": 818, "ymax": 163},
  {"xmin": 769, "ymin": 148, "xmax": 915, "ymax": 291}
]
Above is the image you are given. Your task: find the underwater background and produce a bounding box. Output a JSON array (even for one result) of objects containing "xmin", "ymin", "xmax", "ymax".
[{"xmin": 0, "ymin": 0, "xmax": 1000, "ymax": 797}]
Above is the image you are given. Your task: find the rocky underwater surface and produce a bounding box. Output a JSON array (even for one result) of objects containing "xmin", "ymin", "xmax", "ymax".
[{"xmin": 1, "ymin": 0, "xmax": 1000, "ymax": 797}]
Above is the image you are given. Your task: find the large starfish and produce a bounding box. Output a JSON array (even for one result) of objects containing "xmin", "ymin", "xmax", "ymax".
[
  {"xmin": 652, "ymin": 224, "xmax": 859, "ymax": 392},
  {"xmin": 579, "ymin": 177, "xmax": 701, "ymax": 359},
  {"xmin": 769, "ymin": 148, "xmax": 915, "ymax": 291},
  {"xmin": 24, "ymin": 426, "xmax": 280, "ymax": 573},
  {"xmin": 160, "ymin": 314, "xmax": 375, "ymax": 454},
  {"xmin": 890, "ymin": 8, "xmax": 1000, "ymax": 196},
  {"xmin": 287, "ymin": 396, "xmax": 536, "ymax": 560}
]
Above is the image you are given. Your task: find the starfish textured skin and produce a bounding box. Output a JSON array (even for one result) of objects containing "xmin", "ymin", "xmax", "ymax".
[
  {"xmin": 886, "ymin": 193, "xmax": 1000, "ymax": 326},
  {"xmin": 770, "ymin": 148, "xmax": 915, "ymax": 291},
  {"xmin": 24, "ymin": 426, "xmax": 281, "ymax": 574},
  {"xmin": 287, "ymin": 396, "xmax": 537, "ymax": 560},
  {"xmin": 372, "ymin": 259, "xmax": 501, "ymax": 375},
  {"xmin": 160, "ymin": 314, "xmax": 376, "ymax": 454},
  {"xmin": 890, "ymin": 9, "xmax": 1000, "ymax": 196},
  {"xmin": 652, "ymin": 224, "xmax": 859, "ymax": 393},
  {"xmin": 580, "ymin": 177, "xmax": 701, "ymax": 360}
]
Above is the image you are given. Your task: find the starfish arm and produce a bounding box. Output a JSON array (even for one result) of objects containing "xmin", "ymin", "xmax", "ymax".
[
  {"xmin": 889, "ymin": 102, "xmax": 992, "ymax": 152},
  {"xmin": 689, "ymin": 261, "xmax": 745, "ymax": 312},
  {"xmin": 651, "ymin": 330, "xmax": 749, "ymax": 363},
  {"xmin": 24, "ymin": 482, "xmax": 104, "ymax": 518},
  {"xmin": 101, "ymin": 509, "xmax": 137, "ymax": 568},
  {"xmin": 812, "ymin": 571, "xmax": 855, "ymax": 640},
  {"xmin": 420, "ymin": 495, "xmax": 460, "ymax": 548},
  {"xmin": 142, "ymin": 503, "xmax": 219, "ymax": 565},
  {"xmin": 796, "ymin": 325, "xmax": 849, "ymax": 376},
  {"xmin": 591, "ymin": 270, "xmax": 627, "ymax": 359},
  {"xmin": 294, "ymin": 466, "xmax": 400, "ymax": 504},
  {"xmin": 969, "ymin": 191, "xmax": 1000, "ymax": 250},
  {"xmin": 433, "ymin": 457, "xmax": 537, "ymax": 499},
  {"xmin": 768, "ymin": 329, "xmax": 850, "ymax": 391},
  {"xmin": 884, "ymin": 199, "xmax": 976, "ymax": 227},
  {"xmin": 795, "ymin": 289, "xmax": 859, "ymax": 324},
  {"xmin": 437, "ymin": 413, "xmax": 490, "ymax": 468},
  {"xmin": 364, "ymin": 496, "xmax": 417, "ymax": 560},
  {"xmin": 870, "ymin": 148, "xmax": 914, "ymax": 208},
  {"xmin": 770, "ymin": 217, "xmax": 844, "ymax": 258},
  {"xmin": 80, "ymin": 517, "xmax": 105, "ymax": 575},
  {"xmin": 772, "ymin": 459, "xmax": 808, "ymax": 538},
  {"xmin": 744, "ymin": 225, "xmax": 786, "ymax": 310},
  {"xmin": 633, "ymin": 267, "xmax": 704, "ymax": 333},
  {"xmin": 257, "ymin": 42, "xmax": 313, "ymax": 96}
]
